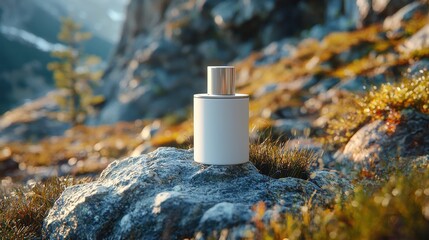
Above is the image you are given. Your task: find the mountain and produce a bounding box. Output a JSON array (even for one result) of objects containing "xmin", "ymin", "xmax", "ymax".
[{"xmin": 0, "ymin": 0, "xmax": 126, "ymax": 114}]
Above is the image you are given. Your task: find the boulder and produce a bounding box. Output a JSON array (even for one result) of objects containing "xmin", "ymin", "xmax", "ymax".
[
  {"xmin": 309, "ymin": 0, "xmax": 415, "ymax": 39},
  {"xmin": 356, "ymin": 0, "xmax": 415, "ymax": 27},
  {"xmin": 340, "ymin": 109, "xmax": 429, "ymax": 166},
  {"xmin": 399, "ymin": 24, "xmax": 429, "ymax": 54},
  {"xmin": 43, "ymin": 147, "xmax": 350, "ymax": 239},
  {"xmin": 383, "ymin": 1, "xmax": 429, "ymax": 37}
]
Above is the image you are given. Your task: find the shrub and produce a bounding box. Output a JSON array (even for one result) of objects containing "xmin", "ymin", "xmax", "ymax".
[
  {"xmin": 249, "ymin": 138, "xmax": 317, "ymax": 180},
  {"xmin": 0, "ymin": 177, "xmax": 91, "ymax": 239}
]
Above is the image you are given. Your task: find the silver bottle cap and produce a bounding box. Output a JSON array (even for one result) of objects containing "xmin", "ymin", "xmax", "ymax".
[{"xmin": 207, "ymin": 66, "xmax": 235, "ymax": 95}]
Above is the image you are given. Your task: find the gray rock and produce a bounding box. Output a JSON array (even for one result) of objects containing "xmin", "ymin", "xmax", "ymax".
[
  {"xmin": 130, "ymin": 142, "xmax": 154, "ymax": 157},
  {"xmin": 273, "ymin": 119, "xmax": 312, "ymax": 138},
  {"xmin": 338, "ymin": 75, "xmax": 388, "ymax": 92},
  {"xmin": 253, "ymin": 83, "xmax": 279, "ymax": 98},
  {"xmin": 407, "ymin": 59, "xmax": 429, "ymax": 77},
  {"xmin": 338, "ymin": 76, "xmax": 367, "ymax": 92},
  {"xmin": 0, "ymin": 91, "xmax": 70, "ymax": 144},
  {"xmin": 309, "ymin": 78, "xmax": 340, "ymax": 95},
  {"xmin": 140, "ymin": 120, "xmax": 161, "ymax": 141},
  {"xmin": 339, "ymin": 109, "xmax": 429, "ymax": 167},
  {"xmin": 384, "ymin": 2, "xmax": 429, "ymax": 37},
  {"xmin": 306, "ymin": 16, "xmax": 355, "ymax": 40},
  {"xmin": 335, "ymin": 42, "xmax": 373, "ymax": 64},
  {"xmin": 356, "ymin": 0, "xmax": 415, "ymax": 27},
  {"xmin": 253, "ymin": 76, "xmax": 318, "ymax": 98},
  {"xmin": 312, "ymin": 0, "xmax": 414, "ymax": 34},
  {"xmin": 197, "ymin": 202, "xmax": 252, "ymax": 235},
  {"xmin": 271, "ymin": 106, "xmax": 310, "ymax": 120},
  {"xmin": 399, "ymin": 24, "xmax": 429, "ymax": 54},
  {"xmin": 43, "ymin": 147, "xmax": 350, "ymax": 239},
  {"xmin": 278, "ymin": 76, "xmax": 320, "ymax": 92},
  {"xmin": 309, "ymin": 170, "xmax": 351, "ymax": 201},
  {"xmin": 210, "ymin": 0, "xmax": 275, "ymax": 28},
  {"xmin": 254, "ymin": 39, "xmax": 297, "ymax": 66}
]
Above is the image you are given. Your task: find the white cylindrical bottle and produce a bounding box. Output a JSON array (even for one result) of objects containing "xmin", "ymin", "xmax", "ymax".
[{"xmin": 194, "ymin": 66, "xmax": 249, "ymax": 165}]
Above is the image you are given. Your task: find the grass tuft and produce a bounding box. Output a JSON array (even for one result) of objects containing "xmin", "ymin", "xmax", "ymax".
[
  {"xmin": 0, "ymin": 177, "xmax": 91, "ymax": 239},
  {"xmin": 249, "ymin": 138, "xmax": 317, "ymax": 180}
]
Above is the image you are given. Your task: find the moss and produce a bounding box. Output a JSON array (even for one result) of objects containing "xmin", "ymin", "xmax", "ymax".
[
  {"xmin": 403, "ymin": 13, "xmax": 429, "ymax": 37},
  {"xmin": 0, "ymin": 177, "xmax": 92, "ymax": 239},
  {"xmin": 322, "ymin": 69, "xmax": 429, "ymax": 149},
  {"xmin": 364, "ymin": 70, "xmax": 429, "ymax": 119},
  {"xmin": 249, "ymin": 138, "xmax": 317, "ymax": 180}
]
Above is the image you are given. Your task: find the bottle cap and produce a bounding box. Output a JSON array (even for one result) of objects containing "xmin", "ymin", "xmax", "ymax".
[{"xmin": 207, "ymin": 66, "xmax": 235, "ymax": 95}]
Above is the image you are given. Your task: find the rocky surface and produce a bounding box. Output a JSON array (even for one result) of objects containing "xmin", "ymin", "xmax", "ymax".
[
  {"xmin": 0, "ymin": 91, "xmax": 69, "ymax": 144},
  {"xmin": 383, "ymin": 1, "xmax": 429, "ymax": 36},
  {"xmin": 43, "ymin": 147, "xmax": 350, "ymax": 239},
  {"xmin": 96, "ymin": 0, "xmax": 319, "ymax": 123},
  {"xmin": 339, "ymin": 109, "xmax": 429, "ymax": 166},
  {"xmin": 356, "ymin": 0, "xmax": 416, "ymax": 27},
  {"xmin": 95, "ymin": 0, "xmax": 414, "ymax": 123},
  {"xmin": 400, "ymin": 23, "xmax": 429, "ymax": 54}
]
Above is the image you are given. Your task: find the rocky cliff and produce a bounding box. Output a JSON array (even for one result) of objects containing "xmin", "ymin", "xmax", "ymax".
[{"xmin": 96, "ymin": 0, "xmax": 415, "ymax": 123}]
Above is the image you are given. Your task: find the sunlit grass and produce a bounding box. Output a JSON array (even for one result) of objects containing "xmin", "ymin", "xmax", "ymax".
[
  {"xmin": 250, "ymin": 164, "xmax": 429, "ymax": 240},
  {"xmin": 3, "ymin": 122, "xmax": 145, "ymax": 170},
  {"xmin": 0, "ymin": 177, "xmax": 92, "ymax": 239},
  {"xmin": 322, "ymin": 69, "xmax": 429, "ymax": 148}
]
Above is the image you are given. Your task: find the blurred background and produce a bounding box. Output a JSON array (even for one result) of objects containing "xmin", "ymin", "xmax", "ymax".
[
  {"xmin": 0, "ymin": 0, "xmax": 127, "ymax": 113},
  {"xmin": 0, "ymin": 0, "xmax": 428, "ymax": 184}
]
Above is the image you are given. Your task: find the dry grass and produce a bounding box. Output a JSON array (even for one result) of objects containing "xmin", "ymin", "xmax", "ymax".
[
  {"xmin": 3, "ymin": 121, "xmax": 145, "ymax": 170},
  {"xmin": 250, "ymin": 164, "xmax": 429, "ymax": 240},
  {"xmin": 249, "ymin": 138, "xmax": 318, "ymax": 179},
  {"xmin": 0, "ymin": 177, "xmax": 92, "ymax": 239}
]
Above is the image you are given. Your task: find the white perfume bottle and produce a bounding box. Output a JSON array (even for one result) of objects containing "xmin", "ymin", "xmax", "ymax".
[{"xmin": 194, "ymin": 66, "xmax": 249, "ymax": 165}]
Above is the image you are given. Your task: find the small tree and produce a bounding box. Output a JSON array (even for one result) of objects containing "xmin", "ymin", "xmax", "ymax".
[{"xmin": 48, "ymin": 18, "xmax": 103, "ymax": 126}]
